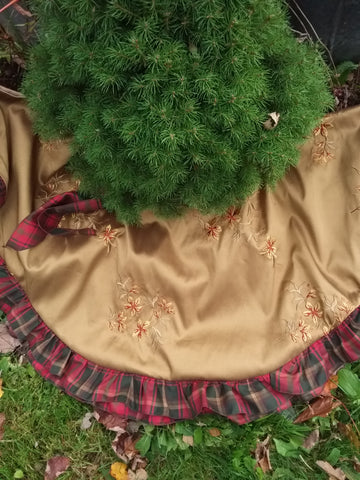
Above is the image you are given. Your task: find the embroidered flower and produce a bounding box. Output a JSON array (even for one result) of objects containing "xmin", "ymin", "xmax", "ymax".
[
  {"xmin": 298, "ymin": 319, "xmax": 312, "ymax": 342},
  {"xmin": 205, "ymin": 223, "xmax": 222, "ymax": 240},
  {"xmin": 225, "ymin": 207, "xmax": 239, "ymax": 227},
  {"xmin": 313, "ymin": 121, "xmax": 333, "ymax": 138},
  {"xmin": 124, "ymin": 296, "xmax": 143, "ymax": 316},
  {"xmin": 98, "ymin": 224, "xmax": 120, "ymax": 253},
  {"xmin": 115, "ymin": 312, "xmax": 127, "ymax": 331},
  {"xmin": 133, "ymin": 321, "xmax": 150, "ymax": 339},
  {"xmin": 304, "ymin": 303, "xmax": 323, "ymax": 325},
  {"xmin": 260, "ymin": 236, "xmax": 277, "ymax": 259},
  {"xmin": 157, "ymin": 298, "xmax": 175, "ymax": 315},
  {"xmin": 312, "ymin": 119, "xmax": 334, "ymax": 165}
]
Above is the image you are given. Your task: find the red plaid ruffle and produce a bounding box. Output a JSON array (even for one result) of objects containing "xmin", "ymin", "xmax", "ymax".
[
  {"xmin": 6, "ymin": 192, "xmax": 102, "ymax": 251},
  {"xmin": 0, "ymin": 176, "xmax": 6, "ymax": 208},
  {"xmin": 1, "ymin": 256, "xmax": 360, "ymax": 425}
]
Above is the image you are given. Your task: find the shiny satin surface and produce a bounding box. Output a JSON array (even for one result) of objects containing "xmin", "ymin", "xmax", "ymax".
[{"xmin": 1, "ymin": 87, "xmax": 360, "ymax": 381}]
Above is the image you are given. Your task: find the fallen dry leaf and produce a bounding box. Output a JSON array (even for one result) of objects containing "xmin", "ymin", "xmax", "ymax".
[
  {"xmin": 338, "ymin": 423, "xmax": 360, "ymax": 449},
  {"xmin": 112, "ymin": 431, "xmax": 141, "ymax": 463},
  {"xmin": 182, "ymin": 435, "xmax": 194, "ymax": 446},
  {"xmin": 13, "ymin": 3, "xmax": 32, "ymax": 16},
  {"xmin": 353, "ymin": 456, "xmax": 360, "ymax": 472},
  {"xmin": 110, "ymin": 462, "xmax": 128, "ymax": 480},
  {"xmin": 0, "ymin": 324, "xmax": 21, "ymax": 353},
  {"xmin": 254, "ymin": 435, "xmax": 272, "ymax": 473},
  {"xmin": 44, "ymin": 456, "xmax": 70, "ymax": 480},
  {"xmin": 321, "ymin": 375, "xmax": 339, "ymax": 396},
  {"xmin": 263, "ymin": 112, "xmax": 280, "ymax": 130},
  {"xmin": 208, "ymin": 428, "xmax": 221, "ymax": 437},
  {"xmin": 0, "ymin": 412, "xmax": 5, "ymax": 440},
  {"xmin": 302, "ymin": 429, "xmax": 320, "ymax": 450},
  {"xmin": 94, "ymin": 409, "xmax": 128, "ymax": 432},
  {"xmin": 316, "ymin": 460, "xmax": 345, "ymax": 480},
  {"xmin": 0, "ymin": 378, "xmax": 4, "ymax": 398},
  {"xmin": 80, "ymin": 412, "xmax": 94, "ymax": 430},
  {"xmin": 128, "ymin": 469, "xmax": 148, "ymax": 480},
  {"xmin": 294, "ymin": 396, "xmax": 342, "ymax": 423}
]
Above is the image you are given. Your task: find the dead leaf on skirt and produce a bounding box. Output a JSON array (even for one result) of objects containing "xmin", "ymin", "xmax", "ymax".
[
  {"xmin": 94, "ymin": 409, "xmax": 128, "ymax": 432},
  {"xmin": 0, "ymin": 324, "xmax": 21, "ymax": 353},
  {"xmin": 44, "ymin": 456, "xmax": 70, "ymax": 480},
  {"xmin": 254, "ymin": 435, "xmax": 272, "ymax": 473},
  {"xmin": 316, "ymin": 460, "xmax": 346, "ymax": 480},
  {"xmin": 294, "ymin": 396, "xmax": 342, "ymax": 423}
]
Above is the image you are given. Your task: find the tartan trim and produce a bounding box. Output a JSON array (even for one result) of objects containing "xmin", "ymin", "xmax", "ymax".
[
  {"xmin": 1, "ymin": 256, "xmax": 360, "ymax": 425},
  {"xmin": 6, "ymin": 192, "xmax": 102, "ymax": 251},
  {"xmin": 0, "ymin": 176, "xmax": 6, "ymax": 208}
]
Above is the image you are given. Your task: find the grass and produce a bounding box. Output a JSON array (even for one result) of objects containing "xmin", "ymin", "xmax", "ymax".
[{"xmin": 0, "ymin": 306, "xmax": 359, "ymax": 479}]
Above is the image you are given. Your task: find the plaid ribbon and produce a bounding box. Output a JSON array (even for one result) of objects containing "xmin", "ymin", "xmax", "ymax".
[
  {"xmin": 6, "ymin": 192, "xmax": 102, "ymax": 251},
  {"xmin": 1, "ymin": 256, "xmax": 360, "ymax": 425},
  {"xmin": 0, "ymin": 176, "xmax": 6, "ymax": 208}
]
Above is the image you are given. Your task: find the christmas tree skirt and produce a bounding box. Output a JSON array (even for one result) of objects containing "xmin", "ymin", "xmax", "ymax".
[{"xmin": 0, "ymin": 86, "xmax": 360, "ymax": 424}]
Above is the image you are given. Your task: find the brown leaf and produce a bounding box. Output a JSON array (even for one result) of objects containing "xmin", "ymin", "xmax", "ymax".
[
  {"xmin": 294, "ymin": 396, "xmax": 342, "ymax": 423},
  {"xmin": 112, "ymin": 431, "xmax": 141, "ymax": 463},
  {"xmin": 302, "ymin": 429, "xmax": 320, "ymax": 450},
  {"xmin": 316, "ymin": 460, "xmax": 346, "ymax": 480},
  {"xmin": 182, "ymin": 435, "xmax": 194, "ymax": 446},
  {"xmin": 12, "ymin": 3, "xmax": 32, "ymax": 16},
  {"xmin": 254, "ymin": 435, "xmax": 272, "ymax": 473},
  {"xmin": 94, "ymin": 409, "xmax": 128, "ymax": 432},
  {"xmin": 353, "ymin": 457, "xmax": 360, "ymax": 473},
  {"xmin": 338, "ymin": 423, "xmax": 360, "ymax": 449},
  {"xmin": 0, "ymin": 412, "xmax": 5, "ymax": 441},
  {"xmin": 208, "ymin": 428, "xmax": 221, "ymax": 437},
  {"xmin": 44, "ymin": 456, "xmax": 70, "ymax": 480},
  {"xmin": 0, "ymin": 324, "xmax": 21, "ymax": 353},
  {"xmin": 128, "ymin": 469, "xmax": 148, "ymax": 480},
  {"xmin": 321, "ymin": 375, "xmax": 339, "ymax": 396}
]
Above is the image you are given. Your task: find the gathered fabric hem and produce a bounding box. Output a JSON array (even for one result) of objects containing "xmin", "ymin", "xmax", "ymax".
[{"xmin": 0, "ymin": 256, "xmax": 359, "ymax": 425}]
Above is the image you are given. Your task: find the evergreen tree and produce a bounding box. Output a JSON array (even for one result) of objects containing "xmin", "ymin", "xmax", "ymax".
[{"xmin": 22, "ymin": 0, "xmax": 333, "ymax": 223}]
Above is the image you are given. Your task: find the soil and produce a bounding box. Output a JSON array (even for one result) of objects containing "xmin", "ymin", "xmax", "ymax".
[{"xmin": 0, "ymin": 58, "xmax": 23, "ymax": 91}]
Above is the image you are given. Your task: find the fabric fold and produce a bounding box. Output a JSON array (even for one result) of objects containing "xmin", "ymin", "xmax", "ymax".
[
  {"xmin": 1, "ymin": 256, "xmax": 359, "ymax": 425},
  {"xmin": 0, "ymin": 177, "xmax": 6, "ymax": 208}
]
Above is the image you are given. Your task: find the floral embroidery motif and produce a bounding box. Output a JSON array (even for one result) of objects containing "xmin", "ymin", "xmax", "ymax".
[
  {"xmin": 205, "ymin": 222, "xmax": 222, "ymax": 240},
  {"xmin": 107, "ymin": 277, "xmax": 176, "ymax": 347},
  {"xmin": 198, "ymin": 192, "xmax": 278, "ymax": 264},
  {"xmin": 312, "ymin": 118, "xmax": 335, "ymax": 165},
  {"xmin": 260, "ymin": 236, "xmax": 277, "ymax": 261},
  {"xmin": 284, "ymin": 281, "xmax": 356, "ymax": 343},
  {"xmin": 98, "ymin": 224, "xmax": 122, "ymax": 253},
  {"xmin": 37, "ymin": 169, "xmax": 81, "ymax": 203}
]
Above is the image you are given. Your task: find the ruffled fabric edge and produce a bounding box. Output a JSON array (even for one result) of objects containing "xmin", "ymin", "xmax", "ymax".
[
  {"xmin": 0, "ymin": 256, "xmax": 359, "ymax": 425},
  {"xmin": 0, "ymin": 176, "xmax": 6, "ymax": 208}
]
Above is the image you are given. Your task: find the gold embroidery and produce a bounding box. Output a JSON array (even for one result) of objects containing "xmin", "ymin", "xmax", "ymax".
[
  {"xmin": 37, "ymin": 169, "xmax": 80, "ymax": 202},
  {"xmin": 107, "ymin": 277, "xmax": 176, "ymax": 348},
  {"xmin": 198, "ymin": 193, "xmax": 278, "ymax": 264},
  {"xmin": 312, "ymin": 119, "xmax": 335, "ymax": 165},
  {"xmin": 284, "ymin": 282, "xmax": 355, "ymax": 343},
  {"xmin": 98, "ymin": 224, "xmax": 122, "ymax": 253}
]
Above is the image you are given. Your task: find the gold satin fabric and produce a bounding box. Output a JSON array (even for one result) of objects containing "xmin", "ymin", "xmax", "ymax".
[{"xmin": 1, "ymin": 86, "xmax": 360, "ymax": 381}]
